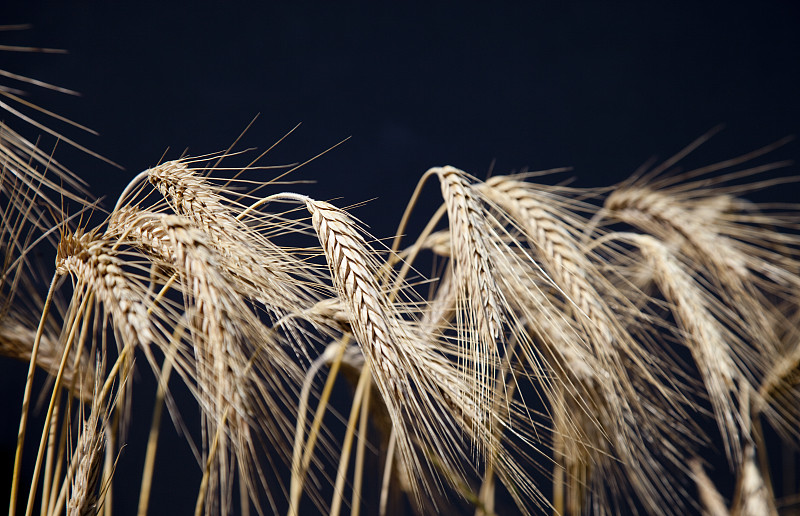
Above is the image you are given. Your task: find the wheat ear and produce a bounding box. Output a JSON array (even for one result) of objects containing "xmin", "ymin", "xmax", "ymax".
[
  {"xmin": 145, "ymin": 159, "xmax": 325, "ymax": 319},
  {"xmin": 481, "ymin": 176, "xmax": 697, "ymax": 515},
  {"xmin": 632, "ymin": 233, "xmax": 743, "ymax": 462},
  {"xmin": 423, "ymin": 166, "xmax": 505, "ymax": 439},
  {"xmin": 605, "ymin": 185, "xmax": 782, "ymax": 366},
  {"xmin": 107, "ymin": 206, "xmax": 302, "ymax": 515},
  {"xmin": 265, "ymin": 193, "xmax": 487, "ymax": 510},
  {"xmin": 56, "ymin": 229, "xmax": 155, "ymax": 351},
  {"xmin": 67, "ymin": 369, "xmax": 109, "ymax": 516}
]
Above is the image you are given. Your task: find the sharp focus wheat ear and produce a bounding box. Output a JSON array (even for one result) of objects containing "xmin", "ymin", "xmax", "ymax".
[
  {"xmin": 144, "ymin": 159, "xmax": 327, "ymax": 351},
  {"xmin": 295, "ymin": 196, "xmax": 430, "ymax": 499},
  {"xmin": 266, "ymin": 193, "xmax": 514, "ymax": 511},
  {"xmin": 430, "ymin": 166, "xmax": 504, "ymax": 435},
  {"xmin": 299, "ymin": 197, "xmax": 406, "ymax": 393},
  {"xmin": 146, "ymin": 160, "xmax": 234, "ymax": 236},
  {"xmin": 56, "ymin": 229, "xmax": 155, "ymax": 353}
]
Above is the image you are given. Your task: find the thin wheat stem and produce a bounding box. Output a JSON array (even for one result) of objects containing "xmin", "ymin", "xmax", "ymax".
[
  {"xmin": 387, "ymin": 203, "xmax": 447, "ymax": 296},
  {"xmin": 350, "ymin": 368, "xmax": 372, "ymax": 516},
  {"xmin": 137, "ymin": 348, "xmax": 176, "ymax": 516},
  {"xmin": 46, "ymin": 402, "xmax": 70, "ymax": 516},
  {"xmin": 194, "ymin": 405, "xmax": 232, "ymax": 516},
  {"xmin": 552, "ymin": 430, "xmax": 564, "ymax": 516},
  {"xmin": 96, "ymin": 343, "xmax": 134, "ymax": 418},
  {"xmin": 378, "ymin": 429, "xmax": 397, "ymax": 516},
  {"xmin": 9, "ymin": 274, "xmax": 58, "ymax": 516},
  {"xmin": 330, "ymin": 362, "xmax": 371, "ymax": 516},
  {"xmin": 390, "ymin": 168, "xmax": 437, "ymax": 254},
  {"xmin": 147, "ymin": 272, "xmax": 178, "ymax": 315},
  {"xmin": 25, "ymin": 290, "xmax": 93, "ymax": 516},
  {"xmin": 40, "ymin": 402, "xmax": 59, "ymax": 516},
  {"xmin": 288, "ymin": 337, "xmax": 349, "ymax": 516},
  {"xmin": 238, "ymin": 473, "xmax": 250, "ymax": 516},
  {"xmin": 113, "ymin": 169, "xmax": 149, "ymax": 212}
]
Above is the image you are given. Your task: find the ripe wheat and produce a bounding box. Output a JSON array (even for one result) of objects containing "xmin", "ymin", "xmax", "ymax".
[{"xmin": 2, "ymin": 111, "xmax": 799, "ymax": 515}]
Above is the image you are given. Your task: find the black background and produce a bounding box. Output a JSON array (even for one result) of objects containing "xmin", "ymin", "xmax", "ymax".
[{"xmin": 2, "ymin": 1, "xmax": 799, "ymax": 514}]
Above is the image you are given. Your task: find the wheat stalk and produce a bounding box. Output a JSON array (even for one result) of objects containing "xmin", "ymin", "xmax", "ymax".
[
  {"xmin": 145, "ymin": 159, "xmax": 325, "ymax": 311},
  {"xmin": 604, "ymin": 184, "xmax": 783, "ymax": 370},
  {"xmin": 481, "ymin": 175, "xmax": 700, "ymax": 514},
  {"xmin": 56, "ymin": 229, "xmax": 155, "ymax": 352}
]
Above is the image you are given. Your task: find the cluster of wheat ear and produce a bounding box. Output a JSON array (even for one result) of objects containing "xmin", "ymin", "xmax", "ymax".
[{"xmin": 2, "ymin": 114, "xmax": 800, "ymax": 516}]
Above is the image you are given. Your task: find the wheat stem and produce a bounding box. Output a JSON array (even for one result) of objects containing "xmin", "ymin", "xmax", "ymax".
[
  {"xmin": 45, "ymin": 402, "xmax": 70, "ymax": 516},
  {"xmin": 8, "ymin": 274, "xmax": 58, "ymax": 516},
  {"xmin": 330, "ymin": 361, "xmax": 371, "ymax": 516},
  {"xmin": 25, "ymin": 289, "xmax": 93, "ymax": 516},
  {"xmin": 194, "ymin": 405, "xmax": 232, "ymax": 516},
  {"xmin": 350, "ymin": 367, "xmax": 372, "ymax": 516},
  {"xmin": 40, "ymin": 402, "xmax": 59, "ymax": 516},
  {"xmin": 136, "ymin": 348, "xmax": 176, "ymax": 516},
  {"xmin": 378, "ymin": 429, "xmax": 397, "ymax": 516},
  {"xmin": 288, "ymin": 337, "xmax": 349, "ymax": 516}
]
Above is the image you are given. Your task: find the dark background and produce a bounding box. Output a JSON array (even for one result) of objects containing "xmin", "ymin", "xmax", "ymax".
[{"xmin": 2, "ymin": 1, "xmax": 799, "ymax": 514}]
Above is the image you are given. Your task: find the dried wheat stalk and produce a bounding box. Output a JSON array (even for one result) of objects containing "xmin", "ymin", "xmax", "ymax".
[
  {"xmin": 605, "ymin": 185, "xmax": 783, "ymax": 371},
  {"xmin": 273, "ymin": 193, "xmax": 547, "ymax": 511}
]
